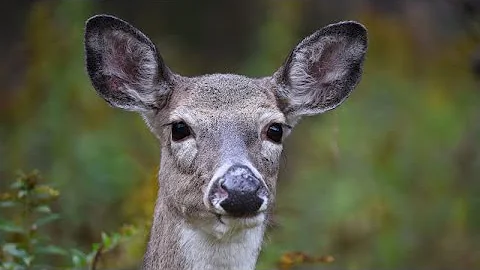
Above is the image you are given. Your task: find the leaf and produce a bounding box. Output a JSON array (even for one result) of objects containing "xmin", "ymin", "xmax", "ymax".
[
  {"xmin": 86, "ymin": 251, "xmax": 97, "ymax": 265},
  {"xmin": 70, "ymin": 249, "xmax": 88, "ymax": 267},
  {"xmin": 10, "ymin": 180, "xmax": 23, "ymax": 190},
  {"xmin": 22, "ymin": 255, "xmax": 34, "ymax": 266},
  {"xmin": 34, "ymin": 205, "xmax": 51, "ymax": 213},
  {"xmin": 1, "ymin": 261, "xmax": 23, "ymax": 269},
  {"xmin": 91, "ymin": 243, "xmax": 101, "ymax": 252},
  {"xmin": 110, "ymin": 233, "xmax": 121, "ymax": 246},
  {"xmin": 72, "ymin": 254, "xmax": 85, "ymax": 267},
  {"xmin": 2, "ymin": 243, "xmax": 28, "ymax": 259},
  {"xmin": 0, "ymin": 220, "xmax": 24, "ymax": 234},
  {"xmin": 34, "ymin": 213, "xmax": 60, "ymax": 227},
  {"xmin": 17, "ymin": 190, "xmax": 27, "ymax": 199},
  {"xmin": 119, "ymin": 224, "xmax": 137, "ymax": 237},
  {"xmin": 0, "ymin": 201, "xmax": 17, "ymax": 208},
  {"xmin": 278, "ymin": 251, "xmax": 334, "ymax": 270},
  {"xmin": 35, "ymin": 185, "xmax": 60, "ymax": 198},
  {"xmin": 37, "ymin": 245, "xmax": 69, "ymax": 256},
  {"xmin": 101, "ymin": 232, "xmax": 111, "ymax": 248}
]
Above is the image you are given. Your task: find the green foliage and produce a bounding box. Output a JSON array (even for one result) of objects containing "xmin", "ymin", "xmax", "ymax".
[
  {"xmin": 0, "ymin": 171, "xmax": 61, "ymax": 268},
  {"xmin": 69, "ymin": 225, "xmax": 138, "ymax": 270},
  {"xmin": 0, "ymin": 171, "xmax": 138, "ymax": 270}
]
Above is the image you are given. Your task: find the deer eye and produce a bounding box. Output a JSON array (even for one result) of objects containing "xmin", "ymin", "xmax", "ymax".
[
  {"xmin": 171, "ymin": 121, "xmax": 191, "ymax": 141},
  {"xmin": 266, "ymin": 123, "xmax": 283, "ymax": 143}
]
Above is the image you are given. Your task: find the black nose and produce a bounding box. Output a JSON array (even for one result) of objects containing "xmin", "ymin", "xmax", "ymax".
[{"xmin": 219, "ymin": 165, "xmax": 267, "ymax": 217}]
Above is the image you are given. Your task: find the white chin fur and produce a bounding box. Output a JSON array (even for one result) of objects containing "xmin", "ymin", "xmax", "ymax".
[
  {"xmin": 180, "ymin": 217, "xmax": 266, "ymax": 270},
  {"xmin": 219, "ymin": 213, "xmax": 266, "ymax": 229},
  {"xmin": 203, "ymin": 213, "xmax": 266, "ymax": 240}
]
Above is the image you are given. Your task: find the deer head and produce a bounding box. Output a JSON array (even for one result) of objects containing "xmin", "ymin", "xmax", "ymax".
[{"xmin": 84, "ymin": 15, "xmax": 367, "ymax": 269}]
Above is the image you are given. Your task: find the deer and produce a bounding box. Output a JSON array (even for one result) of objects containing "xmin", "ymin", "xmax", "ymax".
[{"xmin": 84, "ymin": 14, "xmax": 367, "ymax": 270}]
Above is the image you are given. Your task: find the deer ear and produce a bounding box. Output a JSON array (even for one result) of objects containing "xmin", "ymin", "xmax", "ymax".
[
  {"xmin": 274, "ymin": 21, "xmax": 367, "ymax": 117},
  {"xmin": 84, "ymin": 15, "xmax": 173, "ymax": 112}
]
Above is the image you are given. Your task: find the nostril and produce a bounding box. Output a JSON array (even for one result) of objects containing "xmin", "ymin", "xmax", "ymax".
[
  {"xmin": 208, "ymin": 178, "xmax": 228, "ymax": 205},
  {"xmin": 216, "ymin": 184, "xmax": 228, "ymax": 197},
  {"xmin": 256, "ymin": 185, "xmax": 268, "ymax": 198},
  {"xmin": 214, "ymin": 165, "xmax": 269, "ymax": 216},
  {"xmin": 219, "ymin": 180, "xmax": 227, "ymax": 190}
]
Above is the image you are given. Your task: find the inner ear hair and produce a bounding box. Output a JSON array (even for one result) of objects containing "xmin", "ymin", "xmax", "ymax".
[
  {"xmin": 85, "ymin": 15, "xmax": 173, "ymax": 112},
  {"xmin": 275, "ymin": 21, "xmax": 367, "ymax": 117}
]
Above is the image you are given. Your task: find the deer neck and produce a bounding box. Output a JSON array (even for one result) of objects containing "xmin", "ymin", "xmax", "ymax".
[
  {"xmin": 142, "ymin": 185, "xmax": 266, "ymax": 270},
  {"xmin": 179, "ymin": 221, "xmax": 265, "ymax": 270}
]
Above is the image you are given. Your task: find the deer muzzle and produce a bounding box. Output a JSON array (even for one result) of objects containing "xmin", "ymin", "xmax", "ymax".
[{"xmin": 207, "ymin": 164, "xmax": 269, "ymax": 217}]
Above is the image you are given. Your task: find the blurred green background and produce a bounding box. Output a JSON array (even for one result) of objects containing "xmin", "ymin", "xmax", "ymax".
[{"xmin": 1, "ymin": 0, "xmax": 479, "ymax": 269}]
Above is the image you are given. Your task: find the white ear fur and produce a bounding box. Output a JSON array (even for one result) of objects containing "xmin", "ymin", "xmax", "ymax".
[
  {"xmin": 85, "ymin": 15, "xmax": 173, "ymax": 111},
  {"xmin": 275, "ymin": 21, "xmax": 368, "ymax": 117}
]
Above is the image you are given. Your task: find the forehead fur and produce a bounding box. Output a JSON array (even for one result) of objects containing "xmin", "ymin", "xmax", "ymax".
[{"xmin": 170, "ymin": 74, "xmax": 278, "ymax": 111}]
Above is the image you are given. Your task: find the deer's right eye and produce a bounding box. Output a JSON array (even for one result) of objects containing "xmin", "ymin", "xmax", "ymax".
[
  {"xmin": 171, "ymin": 121, "xmax": 191, "ymax": 141},
  {"xmin": 266, "ymin": 123, "xmax": 283, "ymax": 143}
]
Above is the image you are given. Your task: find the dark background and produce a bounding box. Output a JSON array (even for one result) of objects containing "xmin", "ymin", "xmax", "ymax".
[{"xmin": 1, "ymin": 0, "xmax": 479, "ymax": 269}]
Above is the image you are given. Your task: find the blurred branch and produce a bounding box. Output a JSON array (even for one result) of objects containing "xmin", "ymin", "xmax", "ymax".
[
  {"xmin": 90, "ymin": 243, "xmax": 104, "ymax": 270},
  {"xmin": 472, "ymin": 48, "xmax": 480, "ymax": 80}
]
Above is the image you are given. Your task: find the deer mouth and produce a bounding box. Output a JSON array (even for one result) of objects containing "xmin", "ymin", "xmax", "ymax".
[
  {"xmin": 215, "ymin": 212, "xmax": 266, "ymax": 229},
  {"xmin": 215, "ymin": 210, "xmax": 262, "ymax": 223}
]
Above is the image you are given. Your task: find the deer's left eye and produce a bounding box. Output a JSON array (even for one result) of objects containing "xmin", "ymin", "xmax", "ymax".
[
  {"xmin": 171, "ymin": 121, "xmax": 191, "ymax": 141},
  {"xmin": 266, "ymin": 123, "xmax": 283, "ymax": 143}
]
